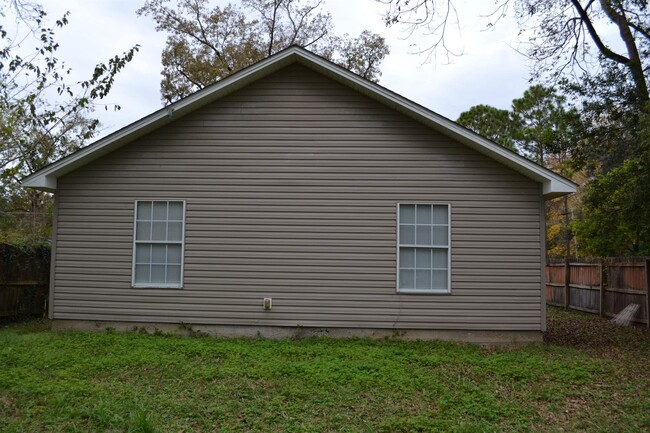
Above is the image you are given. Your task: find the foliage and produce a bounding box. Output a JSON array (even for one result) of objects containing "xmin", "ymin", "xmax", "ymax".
[
  {"xmin": 384, "ymin": 1, "xmax": 650, "ymax": 257},
  {"xmin": 0, "ymin": 2, "xmax": 138, "ymax": 246},
  {"xmin": 458, "ymin": 86, "xmax": 583, "ymax": 166},
  {"xmin": 545, "ymin": 187, "xmax": 586, "ymax": 259},
  {"xmin": 510, "ymin": 86, "xmax": 583, "ymax": 165},
  {"xmin": 458, "ymin": 86, "xmax": 585, "ymax": 258},
  {"xmin": 381, "ymin": 0, "xmax": 649, "ymax": 169},
  {"xmin": 561, "ymin": 61, "xmax": 645, "ymax": 173},
  {"xmin": 2, "ymin": 312, "xmax": 650, "ymax": 431},
  {"xmin": 514, "ymin": 0, "xmax": 649, "ymax": 108},
  {"xmin": 566, "ymin": 68, "xmax": 650, "ymax": 256},
  {"xmin": 457, "ymin": 105, "xmax": 517, "ymax": 150},
  {"xmin": 573, "ymin": 152, "xmax": 650, "ymax": 256},
  {"xmin": 138, "ymin": 0, "xmax": 390, "ymax": 103}
]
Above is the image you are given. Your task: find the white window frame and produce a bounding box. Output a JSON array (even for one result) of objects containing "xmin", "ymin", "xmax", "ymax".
[
  {"xmin": 396, "ymin": 202, "xmax": 451, "ymax": 294},
  {"xmin": 131, "ymin": 200, "xmax": 186, "ymax": 289}
]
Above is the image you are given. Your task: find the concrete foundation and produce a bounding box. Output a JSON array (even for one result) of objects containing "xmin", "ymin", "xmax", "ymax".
[{"xmin": 52, "ymin": 319, "xmax": 543, "ymax": 345}]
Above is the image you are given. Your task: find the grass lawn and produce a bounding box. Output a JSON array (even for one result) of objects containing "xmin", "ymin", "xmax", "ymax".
[{"xmin": 1, "ymin": 308, "xmax": 649, "ymax": 433}]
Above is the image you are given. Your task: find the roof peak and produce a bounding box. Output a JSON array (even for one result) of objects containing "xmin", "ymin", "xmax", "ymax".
[{"xmin": 22, "ymin": 46, "xmax": 576, "ymax": 198}]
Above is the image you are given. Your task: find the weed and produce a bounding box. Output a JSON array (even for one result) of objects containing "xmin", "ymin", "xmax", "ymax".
[
  {"xmin": 177, "ymin": 321, "xmax": 209, "ymax": 338},
  {"xmin": 291, "ymin": 323, "xmax": 305, "ymax": 340},
  {"xmin": 0, "ymin": 308, "xmax": 648, "ymax": 432}
]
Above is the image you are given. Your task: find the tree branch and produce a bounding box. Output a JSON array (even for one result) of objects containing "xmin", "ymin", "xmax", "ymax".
[{"xmin": 570, "ymin": 0, "xmax": 630, "ymax": 65}]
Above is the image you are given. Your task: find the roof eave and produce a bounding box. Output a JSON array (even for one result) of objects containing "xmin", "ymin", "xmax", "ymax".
[
  {"xmin": 21, "ymin": 49, "xmax": 303, "ymax": 191},
  {"xmin": 22, "ymin": 46, "xmax": 578, "ymax": 198},
  {"xmin": 543, "ymin": 179, "xmax": 577, "ymax": 199},
  {"xmin": 21, "ymin": 175, "xmax": 56, "ymax": 192},
  {"xmin": 292, "ymin": 52, "xmax": 578, "ymax": 198}
]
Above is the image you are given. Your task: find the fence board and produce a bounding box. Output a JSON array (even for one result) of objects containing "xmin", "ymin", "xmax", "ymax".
[
  {"xmin": 546, "ymin": 283, "xmax": 564, "ymax": 307},
  {"xmin": 609, "ymin": 265, "xmax": 646, "ymax": 291},
  {"xmin": 570, "ymin": 264, "xmax": 600, "ymax": 287},
  {"xmin": 604, "ymin": 289, "xmax": 646, "ymax": 324},
  {"xmin": 646, "ymin": 259, "xmax": 650, "ymax": 329},
  {"xmin": 0, "ymin": 244, "xmax": 50, "ymax": 318},
  {"xmin": 546, "ymin": 258, "xmax": 649, "ymax": 326},
  {"xmin": 569, "ymin": 286, "xmax": 599, "ymax": 313}
]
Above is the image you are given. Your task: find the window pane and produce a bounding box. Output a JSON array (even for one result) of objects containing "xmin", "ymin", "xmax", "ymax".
[
  {"xmin": 151, "ymin": 265, "xmax": 166, "ymax": 283},
  {"xmin": 416, "ymin": 204, "xmax": 432, "ymax": 224},
  {"xmin": 399, "ymin": 204, "xmax": 415, "ymax": 224},
  {"xmin": 415, "ymin": 248, "xmax": 432, "ymax": 269},
  {"xmin": 137, "ymin": 201, "xmax": 152, "ymax": 220},
  {"xmin": 432, "ymin": 226, "xmax": 448, "ymax": 246},
  {"xmin": 399, "ymin": 225, "xmax": 415, "ymax": 245},
  {"xmin": 135, "ymin": 244, "xmax": 151, "ymax": 263},
  {"xmin": 167, "ymin": 265, "xmax": 181, "ymax": 284},
  {"xmin": 433, "ymin": 205, "xmax": 448, "ymax": 224},
  {"xmin": 433, "ymin": 249, "xmax": 448, "ymax": 268},
  {"xmin": 416, "ymin": 225, "xmax": 432, "ymax": 246},
  {"xmin": 399, "ymin": 269, "xmax": 415, "ymax": 289},
  {"xmin": 134, "ymin": 200, "xmax": 185, "ymax": 287},
  {"xmin": 168, "ymin": 201, "xmax": 183, "ymax": 220},
  {"xmin": 152, "ymin": 221, "xmax": 167, "ymax": 241},
  {"xmin": 167, "ymin": 245, "xmax": 182, "ymax": 265},
  {"xmin": 136, "ymin": 221, "xmax": 151, "ymax": 241},
  {"xmin": 415, "ymin": 270, "xmax": 431, "ymax": 290},
  {"xmin": 433, "ymin": 270, "xmax": 448, "ymax": 290},
  {"xmin": 153, "ymin": 201, "xmax": 168, "ymax": 220},
  {"xmin": 167, "ymin": 222, "xmax": 183, "ymax": 241},
  {"xmin": 134, "ymin": 264, "xmax": 150, "ymax": 284},
  {"xmin": 152, "ymin": 244, "xmax": 166, "ymax": 264},
  {"xmin": 399, "ymin": 248, "xmax": 415, "ymax": 268}
]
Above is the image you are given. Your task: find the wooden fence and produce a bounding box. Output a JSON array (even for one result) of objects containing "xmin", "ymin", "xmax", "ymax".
[
  {"xmin": 546, "ymin": 258, "xmax": 650, "ymax": 327},
  {"xmin": 0, "ymin": 244, "xmax": 50, "ymax": 318}
]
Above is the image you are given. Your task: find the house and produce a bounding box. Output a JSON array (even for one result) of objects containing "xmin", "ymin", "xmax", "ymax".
[{"xmin": 22, "ymin": 46, "xmax": 576, "ymax": 343}]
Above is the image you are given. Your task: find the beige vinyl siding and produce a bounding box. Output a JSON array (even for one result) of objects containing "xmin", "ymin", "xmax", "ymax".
[{"xmin": 53, "ymin": 64, "xmax": 543, "ymax": 330}]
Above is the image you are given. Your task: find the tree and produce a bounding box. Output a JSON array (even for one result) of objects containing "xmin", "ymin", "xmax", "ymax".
[
  {"xmin": 510, "ymin": 85, "xmax": 583, "ymax": 166},
  {"xmin": 573, "ymin": 108, "xmax": 650, "ymax": 256},
  {"xmin": 0, "ymin": 3, "xmax": 139, "ymax": 246},
  {"xmin": 379, "ymin": 1, "xmax": 649, "ymax": 109},
  {"xmin": 457, "ymin": 105, "xmax": 518, "ymax": 150},
  {"xmin": 138, "ymin": 0, "xmax": 390, "ymax": 103},
  {"xmin": 457, "ymin": 85, "xmax": 583, "ymax": 166},
  {"xmin": 383, "ymin": 0, "xmax": 650, "ymax": 258},
  {"xmin": 573, "ymin": 154, "xmax": 650, "ymax": 256},
  {"xmin": 457, "ymin": 86, "xmax": 584, "ymax": 258}
]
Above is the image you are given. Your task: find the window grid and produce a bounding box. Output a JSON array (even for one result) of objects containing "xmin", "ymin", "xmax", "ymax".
[
  {"xmin": 132, "ymin": 200, "xmax": 185, "ymax": 288},
  {"xmin": 397, "ymin": 203, "xmax": 450, "ymax": 293}
]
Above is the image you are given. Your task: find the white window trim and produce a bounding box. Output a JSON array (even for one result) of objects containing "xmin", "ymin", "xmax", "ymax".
[
  {"xmin": 396, "ymin": 202, "xmax": 451, "ymax": 294},
  {"xmin": 131, "ymin": 199, "xmax": 186, "ymax": 289}
]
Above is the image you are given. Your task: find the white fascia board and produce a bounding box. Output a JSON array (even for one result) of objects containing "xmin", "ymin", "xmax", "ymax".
[
  {"xmin": 23, "ymin": 46, "xmax": 577, "ymax": 198},
  {"xmin": 292, "ymin": 51, "xmax": 578, "ymax": 199}
]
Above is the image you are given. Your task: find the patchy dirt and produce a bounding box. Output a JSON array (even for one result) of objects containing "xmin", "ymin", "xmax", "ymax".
[{"xmin": 544, "ymin": 306, "xmax": 650, "ymax": 354}]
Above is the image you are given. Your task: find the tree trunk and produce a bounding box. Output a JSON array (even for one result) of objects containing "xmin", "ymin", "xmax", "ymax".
[{"xmin": 598, "ymin": 0, "xmax": 649, "ymax": 107}]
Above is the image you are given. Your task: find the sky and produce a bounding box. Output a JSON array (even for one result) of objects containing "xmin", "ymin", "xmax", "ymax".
[{"xmin": 32, "ymin": 0, "xmax": 534, "ymax": 138}]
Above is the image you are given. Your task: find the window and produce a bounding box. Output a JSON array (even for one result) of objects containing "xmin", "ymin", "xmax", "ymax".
[
  {"xmin": 397, "ymin": 203, "xmax": 450, "ymax": 293},
  {"xmin": 132, "ymin": 200, "xmax": 185, "ymax": 288}
]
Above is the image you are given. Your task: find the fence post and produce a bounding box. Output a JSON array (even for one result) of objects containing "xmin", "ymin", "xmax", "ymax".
[
  {"xmin": 599, "ymin": 261, "xmax": 606, "ymax": 317},
  {"xmin": 644, "ymin": 258, "xmax": 650, "ymax": 329},
  {"xmin": 564, "ymin": 257, "xmax": 571, "ymax": 309}
]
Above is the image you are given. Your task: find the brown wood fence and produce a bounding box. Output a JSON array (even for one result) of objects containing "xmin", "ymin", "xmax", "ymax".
[
  {"xmin": 0, "ymin": 244, "xmax": 50, "ymax": 318},
  {"xmin": 546, "ymin": 258, "xmax": 650, "ymax": 327}
]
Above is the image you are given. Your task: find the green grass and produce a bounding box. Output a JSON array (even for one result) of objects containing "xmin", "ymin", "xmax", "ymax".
[{"xmin": 1, "ymin": 308, "xmax": 649, "ymax": 432}]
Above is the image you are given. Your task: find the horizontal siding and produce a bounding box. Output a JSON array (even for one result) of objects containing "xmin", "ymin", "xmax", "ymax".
[{"xmin": 53, "ymin": 63, "xmax": 543, "ymax": 331}]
